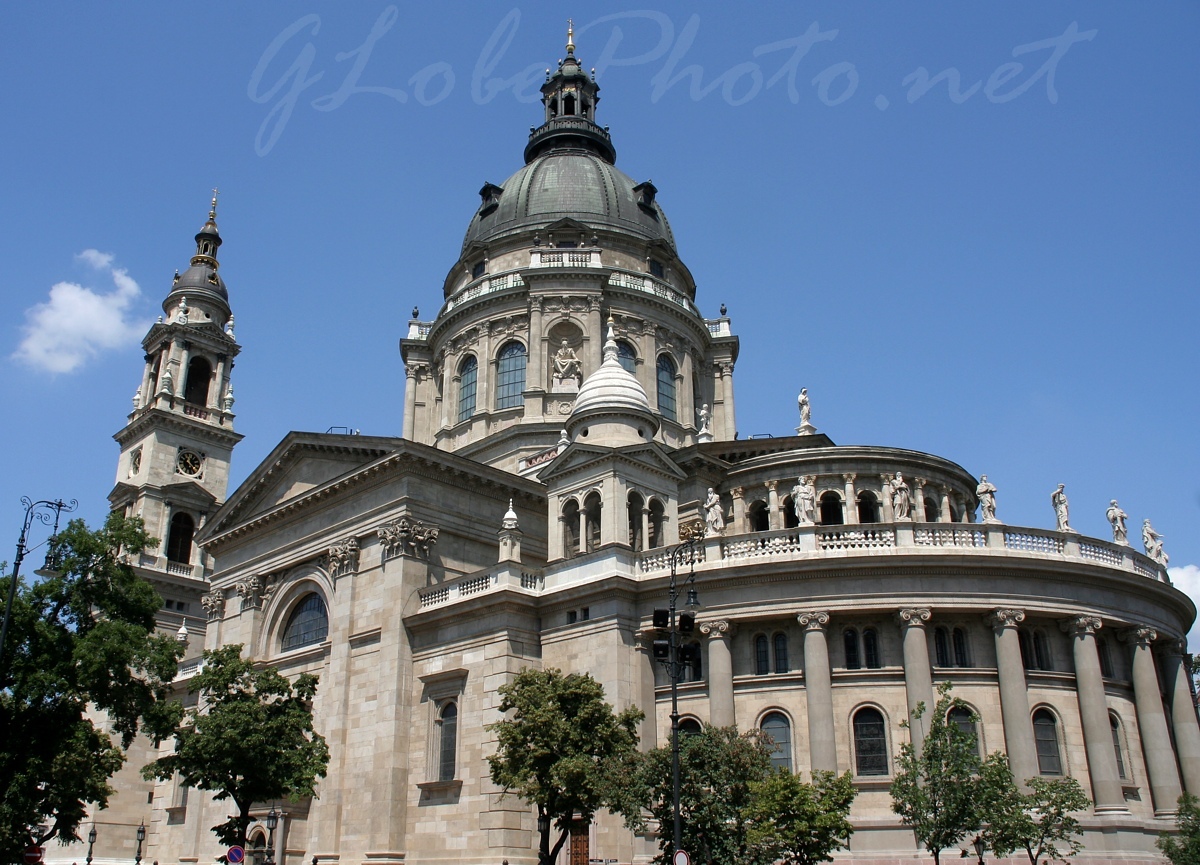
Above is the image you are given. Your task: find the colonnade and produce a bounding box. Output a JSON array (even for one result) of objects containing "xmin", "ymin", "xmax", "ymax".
[{"xmin": 652, "ymin": 607, "xmax": 1200, "ymax": 816}]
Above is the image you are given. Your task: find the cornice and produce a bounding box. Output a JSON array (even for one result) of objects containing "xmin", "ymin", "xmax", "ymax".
[{"xmin": 114, "ymin": 406, "xmax": 243, "ymax": 448}]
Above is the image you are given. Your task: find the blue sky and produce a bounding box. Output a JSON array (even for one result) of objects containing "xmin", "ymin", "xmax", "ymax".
[{"xmin": 2, "ymin": 3, "xmax": 1197, "ymax": 628}]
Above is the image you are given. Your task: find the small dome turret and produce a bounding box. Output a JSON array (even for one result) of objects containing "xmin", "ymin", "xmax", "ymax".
[
  {"xmin": 567, "ymin": 319, "xmax": 659, "ymax": 443},
  {"xmin": 164, "ymin": 190, "xmax": 230, "ymax": 319}
]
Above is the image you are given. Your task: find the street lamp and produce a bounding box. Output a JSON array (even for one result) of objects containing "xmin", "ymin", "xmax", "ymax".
[
  {"xmin": 135, "ymin": 821, "xmax": 146, "ymax": 865},
  {"xmin": 960, "ymin": 834, "xmax": 985, "ymax": 865},
  {"xmin": 0, "ymin": 497, "xmax": 76, "ymax": 668},
  {"xmin": 536, "ymin": 811, "xmax": 551, "ymax": 865},
  {"xmin": 265, "ymin": 807, "xmax": 278, "ymax": 865},
  {"xmin": 650, "ymin": 520, "xmax": 705, "ymax": 862},
  {"xmin": 86, "ymin": 824, "xmax": 97, "ymax": 865}
]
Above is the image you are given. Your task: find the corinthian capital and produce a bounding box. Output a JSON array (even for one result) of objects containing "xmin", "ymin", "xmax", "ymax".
[
  {"xmin": 1060, "ymin": 615, "xmax": 1103, "ymax": 637},
  {"xmin": 986, "ymin": 608, "xmax": 1026, "ymax": 630},
  {"xmin": 897, "ymin": 607, "xmax": 932, "ymax": 628},
  {"xmin": 797, "ymin": 611, "xmax": 830, "ymax": 631}
]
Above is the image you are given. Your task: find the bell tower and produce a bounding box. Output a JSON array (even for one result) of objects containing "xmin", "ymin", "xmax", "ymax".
[{"xmin": 109, "ymin": 193, "xmax": 243, "ymax": 641}]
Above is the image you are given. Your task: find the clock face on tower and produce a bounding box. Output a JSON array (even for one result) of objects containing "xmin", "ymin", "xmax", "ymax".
[{"xmin": 176, "ymin": 450, "xmax": 203, "ymax": 476}]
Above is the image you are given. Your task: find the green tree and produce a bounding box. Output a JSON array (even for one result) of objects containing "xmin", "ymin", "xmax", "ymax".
[
  {"xmin": 625, "ymin": 724, "xmax": 775, "ymax": 865},
  {"xmin": 1159, "ymin": 794, "xmax": 1200, "ymax": 865},
  {"xmin": 744, "ymin": 769, "xmax": 857, "ymax": 865},
  {"xmin": 0, "ymin": 514, "xmax": 184, "ymax": 861},
  {"xmin": 890, "ymin": 684, "xmax": 1002, "ymax": 865},
  {"xmin": 143, "ymin": 644, "xmax": 330, "ymax": 848},
  {"xmin": 486, "ymin": 668, "xmax": 643, "ymax": 865},
  {"xmin": 984, "ymin": 765, "xmax": 1089, "ymax": 865}
]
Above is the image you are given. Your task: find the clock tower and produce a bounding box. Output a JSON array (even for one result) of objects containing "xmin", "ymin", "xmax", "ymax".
[{"xmin": 109, "ymin": 193, "xmax": 243, "ymax": 642}]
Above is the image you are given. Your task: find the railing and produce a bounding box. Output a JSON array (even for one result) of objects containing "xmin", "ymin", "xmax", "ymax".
[
  {"xmin": 818, "ymin": 527, "xmax": 896, "ymax": 551},
  {"xmin": 419, "ymin": 567, "xmax": 546, "ymax": 609},
  {"xmin": 705, "ymin": 319, "xmax": 732, "ymax": 337},
  {"xmin": 406, "ymin": 320, "xmax": 434, "ymax": 339},
  {"xmin": 441, "ymin": 272, "xmax": 527, "ymax": 316},
  {"xmin": 608, "ymin": 270, "xmax": 698, "ymax": 314},
  {"xmin": 914, "ymin": 527, "xmax": 985, "ymax": 548},
  {"xmin": 530, "ymin": 249, "xmax": 601, "ymax": 269},
  {"xmin": 182, "ymin": 403, "xmax": 209, "ymax": 420},
  {"xmin": 166, "ymin": 561, "xmax": 193, "ymax": 577},
  {"xmin": 1003, "ymin": 529, "xmax": 1064, "ymax": 555}
]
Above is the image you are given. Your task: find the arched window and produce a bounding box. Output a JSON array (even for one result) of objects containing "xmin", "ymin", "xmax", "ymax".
[
  {"xmin": 863, "ymin": 628, "xmax": 880, "ymax": 669},
  {"xmin": 755, "ymin": 635, "xmax": 770, "ymax": 676},
  {"xmin": 627, "ymin": 491, "xmax": 644, "ymax": 551},
  {"xmin": 248, "ymin": 831, "xmax": 267, "ymax": 865},
  {"xmin": 1033, "ymin": 709, "xmax": 1063, "ymax": 775},
  {"xmin": 853, "ymin": 708, "xmax": 888, "ymax": 776},
  {"xmin": 457, "ymin": 356, "xmax": 478, "ymax": 422},
  {"xmin": 562, "ymin": 500, "xmax": 580, "ymax": 559},
  {"xmin": 948, "ymin": 706, "xmax": 980, "ymax": 754},
  {"xmin": 1097, "ymin": 637, "xmax": 1114, "ymax": 678},
  {"xmin": 648, "ymin": 499, "xmax": 665, "ymax": 549},
  {"xmin": 679, "ymin": 718, "xmax": 703, "ymax": 736},
  {"xmin": 819, "ymin": 492, "xmax": 844, "ymax": 526},
  {"xmin": 761, "ymin": 713, "xmax": 792, "ymax": 771},
  {"xmin": 656, "ymin": 355, "xmax": 677, "ymax": 422},
  {"xmin": 748, "ymin": 500, "xmax": 769, "ymax": 532},
  {"xmin": 953, "ymin": 628, "xmax": 969, "ymax": 667},
  {"xmin": 844, "ymin": 628, "xmax": 861, "ymax": 670},
  {"xmin": 438, "ymin": 702, "xmax": 458, "ymax": 782},
  {"xmin": 1033, "ymin": 631, "xmax": 1052, "ymax": 671},
  {"xmin": 783, "ymin": 496, "xmax": 799, "ymax": 528},
  {"xmin": 924, "ymin": 496, "xmax": 940, "ymax": 523},
  {"xmin": 184, "ymin": 356, "xmax": 212, "ymax": 406},
  {"xmin": 495, "ymin": 342, "xmax": 527, "ymax": 409},
  {"xmin": 1110, "ymin": 713, "xmax": 1127, "ymax": 780},
  {"xmin": 563, "ymin": 93, "xmax": 576, "ymax": 115},
  {"xmin": 166, "ymin": 512, "xmax": 195, "ymax": 564},
  {"xmin": 584, "ymin": 492, "xmax": 602, "ymax": 553},
  {"xmin": 935, "ymin": 627, "xmax": 951, "ymax": 667},
  {"xmin": 281, "ymin": 593, "xmax": 329, "ymax": 651},
  {"xmin": 773, "ymin": 633, "xmax": 789, "ymax": 674},
  {"xmin": 857, "ymin": 491, "xmax": 880, "ymax": 523},
  {"xmin": 616, "ymin": 341, "xmax": 637, "ymax": 375}
]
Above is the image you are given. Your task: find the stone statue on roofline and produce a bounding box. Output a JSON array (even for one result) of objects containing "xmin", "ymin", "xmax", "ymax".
[
  {"xmin": 704, "ymin": 488, "xmax": 725, "ymax": 536},
  {"xmin": 1142, "ymin": 519, "xmax": 1168, "ymax": 567},
  {"xmin": 1106, "ymin": 500, "xmax": 1129, "ymax": 545},
  {"xmin": 796, "ymin": 387, "xmax": 816, "ymax": 435},
  {"xmin": 1051, "ymin": 484, "xmax": 1075, "ymax": 533},
  {"xmin": 977, "ymin": 475, "xmax": 999, "ymax": 523}
]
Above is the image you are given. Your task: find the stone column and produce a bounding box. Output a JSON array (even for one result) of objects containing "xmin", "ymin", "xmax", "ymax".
[
  {"xmin": 701, "ymin": 620, "xmax": 735, "ymax": 728},
  {"xmin": 1061, "ymin": 616, "xmax": 1126, "ymax": 812},
  {"xmin": 402, "ymin": 363, "xmax": 418, "ymax": 439},
  {"xmin": 843, "ymin": 474, "xmax": 858, "ymax": 524},
  {"xmin": 1161, "ymin": 640, "xmax": 1200, "ymax": 795},
  {"xmin": 987, "ymin": 609, "xmax": 1039, "ymax": 786},
  {"xmin": 1123, "ymin": 627, "xmax": 1182, "ymax": 814},
  {"xmin": 640, "ymin": 507, "xmax": 650, "ymax": 552},
  {"xmin": 577, "ymin": 508, "xmax": 587, "ymax": 555},
  {"xmin": 138, "ymin": 354, "xmax": 154, "ymax": 405},
  {"xmin": 879, "ymin": 474, "xmax": 894, "ymax": 522},
  {"xmin": 528, "ymin": 297, "xmax": 545, "ymax": 392},
  {"xmin": 940, "ymin": 486, "xmax": 953, "ymax": 522},
  {"xmin": 898, "ymin": 608, "xmax": 935, "ymax": 752},
  {"xmin": 210, "ymin": 355, "xmax": 227, "ymax": 410},
  {"xmin": 766, "ymin": 481, "xmax": 781, "ymax": 531},
  {"xmin": 914, "ymin": 478, "xmax": 928, "ymax": 522},
  {"xmin": 731, "ymin": 488, "xmax": 746, "ymax": 534},
  {"xmin": 720, "ymin": 362, "xmax": 736, "ymax": 440},
  {"xmin": 799, "ymin": 611, "xmax": 837, "ymax": 773},
  {"xmin": 177, "ymin": 341, "xmax": 191, "ymax": 399}
]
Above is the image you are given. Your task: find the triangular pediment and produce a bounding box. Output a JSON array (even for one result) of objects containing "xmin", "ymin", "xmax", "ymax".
[
  {"xmin": 543, "ymin": 216, "xmax": 592, "ymax": 237},
  {"xmin": 538, "ymin": 441, "xmax": 686, "ymax": 486}
]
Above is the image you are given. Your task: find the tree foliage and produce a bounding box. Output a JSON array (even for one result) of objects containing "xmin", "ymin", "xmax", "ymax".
[
  {"xmin": 143, "ymin": 644, "xmax": 330, "ymax": 848},
  {"xmin": 624, "ymin": 724, "xmax": 775, "ymax": 865},
  {"xmin": 890, "ymin": 684, "xmax": 1003, "ymax": 865},
  {"xmin": 0, "ymin": 514, "xmax": 184, "ymax": 860},
  {"xmin": 486, "ymin": 668, "xmax": 643, "ymax": 865},
  {"xmin": 744, "ymin": 769, "xmax": 857, "ymax": 865},
  {"xmin": 983, "ymin": 766, "xmax": 1089, "ymax": 865},
  {"xmin": 1159, "ymin": 794, "xmax": 1200, "ymax": 865}
]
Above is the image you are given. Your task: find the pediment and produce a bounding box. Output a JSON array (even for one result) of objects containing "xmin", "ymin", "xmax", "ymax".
[
  {"xmin": 538, "ymin": 441, "xmax": 686, "ymax": 487},
  {"xmin": 543, "ymin": 216, "xmax": 592, "ymax": 238}
]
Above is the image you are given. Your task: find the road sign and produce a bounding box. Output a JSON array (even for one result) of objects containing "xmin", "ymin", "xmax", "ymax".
[
  {"xmin": 24, "ymin": 846, "xmax": 43, "ymax": 864},
  {"xmin": 227, "ymin": 846, "xmax": 246, "ymax": 864},
  {"xmin": 672, "ymin": 851, "xmax": 690, "ymax": 865}
]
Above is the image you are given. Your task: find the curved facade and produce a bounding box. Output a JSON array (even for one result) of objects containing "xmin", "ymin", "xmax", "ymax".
[{"xmin": 90, "ymin": 31, "xmax": 1198, "ymax": 865}]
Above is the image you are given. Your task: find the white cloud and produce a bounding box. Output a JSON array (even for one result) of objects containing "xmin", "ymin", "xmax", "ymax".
[
  {"xmin": 1169, "ymin": 564, "xmax": 1200, "ymax": 650},
  {"xmin": 13, "ymin": 251, "xmax": 150, "ymax": 374}
]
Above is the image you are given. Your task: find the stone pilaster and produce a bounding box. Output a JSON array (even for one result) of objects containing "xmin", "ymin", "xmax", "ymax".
[
  {"xmin": 798, "ymin": 611, "xmax": 836, "ymax": 773},
  {"xmin": 987, "ymin": 608, "xmax": 1039, "ymax": 786},
  {"xmin": 1160, "ymin": 640, "xmax": 1200, "ymax": 795},
  {"xmin": 700, "ymin": 620, "xmax": 735, "ymax": 728},
  {"xmin": 897, "ymin": 607, "xmax": 935, "ymax": 752},
  {"xmin": 1122, "ymin": 626, "xmax": 1182, "ymax": 814},
  {"xmin": 1061, "ymin": 615, "xmax": 1126, "ymax": 812},
  {"xmin": 843, "ymin": 474, "xmax": 858, "ymax": 524}
]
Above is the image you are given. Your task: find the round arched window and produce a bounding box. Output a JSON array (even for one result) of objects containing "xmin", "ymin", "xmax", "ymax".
[{"xmin": 281, "ymin": 593, "xmax": 329, "ymax": 651}]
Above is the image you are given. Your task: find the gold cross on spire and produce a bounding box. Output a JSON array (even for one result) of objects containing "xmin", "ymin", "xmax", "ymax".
[
  {"xmin": 566, "ymin": 18, "xmax": 575, "ymax": 55},
  {"xmin": 209, "ymin": 187, "xmax": 219, "ymax": 219}
]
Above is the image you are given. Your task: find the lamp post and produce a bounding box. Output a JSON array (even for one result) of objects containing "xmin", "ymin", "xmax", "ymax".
[
  {"xmin": 960, "ymin": 834, "xmax": 985, "ymax": 865},
  {"xmin": 135, "ymin": 821, "xmax": 146, "ymax": 865},
  {"xmin": 265, "ymin": 807, "xmax": 278, "ymax": 865},
  {"xmin": 650, "ymin": 520, "xmax": 705, "ymax": 861},
  {"xmin": 86, "ymin": 824, "xmax": 97, "ymax": 865},
  {"xmin": 536, "ymin": 810, "xmax": 550, "ymax": 865},
  {"xmin": 0, "ymin": 497, "xmax": 76, "ymax": 668}
]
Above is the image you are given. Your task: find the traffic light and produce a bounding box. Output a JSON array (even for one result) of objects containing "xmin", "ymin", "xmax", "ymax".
[
  {"xmin": 678, "ymin": 611, "xmax": 695, "ymax": 635},
  {"xmin": 652, "ymin": 608, "xmax": 670, "ymax": 629},
  {"xmin": 680, "ymin": 642, "xmax": 701, "ymax": 664},
  {"xmin": 652, "ymin": 639, "xmax": 670, "ymax": 659}
]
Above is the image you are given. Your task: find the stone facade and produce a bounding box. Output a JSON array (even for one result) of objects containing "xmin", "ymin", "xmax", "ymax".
[{"xmin": 61, "ymin": 32, "xmax": 1199, "ymax": 865}]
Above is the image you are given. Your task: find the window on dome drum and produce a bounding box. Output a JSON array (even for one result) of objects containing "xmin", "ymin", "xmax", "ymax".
[
  {"xmin": 761, "ymin": 713, "xmax": 792, "ymax": 771},
  {"xmin": 863, "ymin": 628, "xmax": 880, "ymax": 669},
  {"xmin": 953, "ymin": 628, "xmax": 969, "ymax": 666},
  {"xmin": 616, "ymin": 341, "xmax": 637, "ymax": 374},
  {"xmin": 924, "ymin": 496, "xmax": 940, "ymax": 522},
  {"xmin": 495, "ymin": 342, "xmax": 527, "ymax": 409},
  {"xmin": 857, "ymin": 491, "xmax": 881, "ymax": 523},
  {"xmin": 437, "ymin": 702, "xmax": 458, "ymax": 782},
  {"xmin": 562, "ymin": 500, "xmax": 580, "ymax": 559},
  {"xmin": 166, "ymin": 512, "xmax": 195, "ymax": 564},
  {"xmin": 783, "ymin": 496, "xmax": 799, "ymax": 529},
  {"xmin": 648, "ymin": 499, "xmax": 665, "ymax": 549},
  {"xmin": 281, "ymin": 593, "xmax": 329, "ymax": 651},
  {"xmin": 935, "ymin": 627, "xmax": 970, "ymax": 667},
  {"xmin": 184, "ymin": 356, "xmax": 212, "ymax": 406},
  {"xmin": 755, "ymin": 635, "xmax": 770, "ymax": 676},
  {"xmin": 1019, "ymin": 629, "xmax": 1053, "ymax": 671},
  {"xmin": 1110, "ymin": 713, "xmax": 1127, "ymax": 780},
  {"xmin": 1033, "ymin": 709, "xmax": 1063, "ymax": 775},
  {"xmin": 844, "ymin": 629, "xmax": 861, "ymax": 670},
  {"xmin": 457, "ymin": 356, "xmax": 477, "ymax": 423},
  {"xmin": 948, "ymin": 706, "xmax": 979, "ymax": 753},
  {"xmin": 627, "ymin": 491, "xmax": 644, "ymax": 551},
  {"xmin": 819, "ymin": 492, "xmax": 844, "ymax": 525},
  {"xmin": 471, "ymin": 260, "xmax": 485, "ymax": 279},
  {"xmin": 774, "ymin": 633, "xmax": 789, "ymax": 673},
  {"xmin": 1097, "ymin": 637, "xmax": 1114, "ymax": 678},
  {"xmin": 649, "ymin": 259, "xmax": 664, "ymax": 278},
  {"xmin": 748, "ymin": 500, "xmax": 769, "ymax": 532},
  {"xmin": 853, "ymin": 708, "xmax": 888, "ymax": 776},
  {"xmin": 656, "ymin": 355, "xmax": 677, "ymax": 421}
]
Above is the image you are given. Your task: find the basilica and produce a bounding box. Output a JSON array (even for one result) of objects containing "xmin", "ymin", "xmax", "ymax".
[{"xmin": 68, "ymin": 29, "xmax": 1198, "ymax": 865}]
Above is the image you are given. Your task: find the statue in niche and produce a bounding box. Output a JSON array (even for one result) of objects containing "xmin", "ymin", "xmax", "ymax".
[
  {"xmin": 704, "ymin": 488, "xmax": 725, "ymax": 536},
  {"xmin": 552, "ymin": 339, "xmax": 582, "ymax": 389},
  {"xmin": 976, "ymin": 475, "xmax": 999, "ymax": 523},
  {"xmin": 696, "ymin": 403, "xmax": 712, "ymax": 439},
  {"xmin": 1142, "ymin": 519, "xmax": 1168, "ymax": 566},
  {"xmin": 792, "ymin": 476, "xmax": 816, "ymax": 525},
  {"xmin": 1050, "ymin": 484, "xmax": 1075, "ymax": 533},
  {"xmin": 890, "ymin": 473, "xmax": 912, "ymax": 520},
  {"xmin": 1106, "ymin": 500, "xmax": 1129, "ymax": 545}
]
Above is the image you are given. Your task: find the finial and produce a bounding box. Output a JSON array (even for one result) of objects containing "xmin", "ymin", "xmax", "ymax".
[
  {"xmin": 566, "ymin": 18, "xmax": 575, "ymax": 55},
  {"xmin": 603, "ymin": 316, "xmax": 618, "ymax": 361},
  {"xmin": 209, "ymin": 188, "xmax": 219, "ymax": 220}
]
